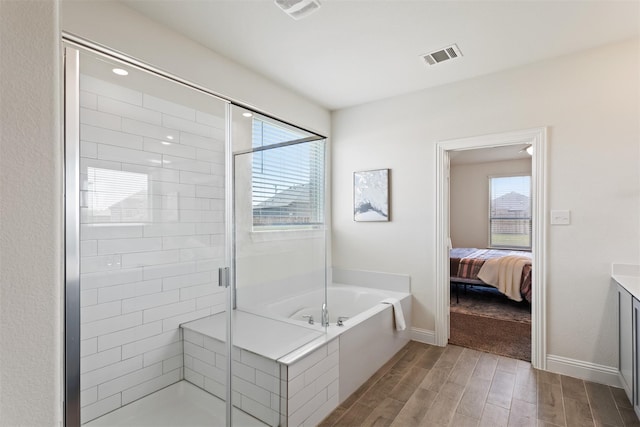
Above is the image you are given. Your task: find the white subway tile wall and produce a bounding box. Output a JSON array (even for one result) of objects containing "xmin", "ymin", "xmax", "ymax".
[{"xmin": 79, "ymin": 74, "xmax": 227, "ymax": 424}]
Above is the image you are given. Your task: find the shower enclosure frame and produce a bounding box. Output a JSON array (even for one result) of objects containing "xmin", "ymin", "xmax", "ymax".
[{"xmin": 62, "ymin": 34, "xmax": 327, "ymax": 426}]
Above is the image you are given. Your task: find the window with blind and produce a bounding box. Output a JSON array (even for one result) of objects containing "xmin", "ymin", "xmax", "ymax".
[
  {"xmin": 489, "ymin": 175, "xmax": 531, "ymax": 249},
  {"xmin": 251, "ymin": 118, "xmax": 325, "ymax": 230},
  {"xmin": 86, "ymin": 167, "xmax": 150, "ymax": 223}
]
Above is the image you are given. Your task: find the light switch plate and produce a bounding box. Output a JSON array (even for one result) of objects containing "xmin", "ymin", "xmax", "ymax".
[{"xmin": 551, "ymin": 210, "xmax": 571, "ymax": 225}]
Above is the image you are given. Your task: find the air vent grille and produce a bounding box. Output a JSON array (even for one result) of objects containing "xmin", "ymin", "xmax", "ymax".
[
  {"xmin": 445, "ymin": 47, "xmax": 458, "ymax": 58},
  {"xmin": 274, "ymin": 0, "xmax": 322, "ymax": 20},
  {"xmin": 421, "ymin": 44, "xmax": 463, "ymax": 67}
]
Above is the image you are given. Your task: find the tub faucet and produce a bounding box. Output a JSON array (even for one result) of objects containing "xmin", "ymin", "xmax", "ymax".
[
  {"xmin": 321, "ymin": 303, "xmax": 329, "ymax": 327},
  {"xmin": 302, "ymin": 315, "xmax": 314, "ymax": 325},
  {"xmin": 337, "ymin": 316, "xmax": 349, "ymax": 327}
]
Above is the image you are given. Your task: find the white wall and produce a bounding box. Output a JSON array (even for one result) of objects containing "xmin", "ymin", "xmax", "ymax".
[
  {"xmin": 450, "ymin": 159, "xmax": 532, "ymax": 249},
  {"xmin": 331, "ymin": 38, "xmax": 640, "ymax": 369},
  {"xmin": 61, "ymin": 0, "xmax": 330, "ymax": 137},
  {"xmin": 0, "ymin": 1, "xmax": 62, "ymax": 425}
]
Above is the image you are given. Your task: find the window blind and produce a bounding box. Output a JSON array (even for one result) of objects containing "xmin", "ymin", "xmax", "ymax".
[
  {"xmin": 87, "ymin": 167, "xmax": 149, "ymax": 223},
  {"xmin": 251, "ymin": 119, "xmax": 325, "ymax": 228}
]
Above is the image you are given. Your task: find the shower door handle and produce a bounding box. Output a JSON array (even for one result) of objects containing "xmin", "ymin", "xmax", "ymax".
[{"xmin": 218, "ymin": 267, "xmax": 230, "ymax": 288}]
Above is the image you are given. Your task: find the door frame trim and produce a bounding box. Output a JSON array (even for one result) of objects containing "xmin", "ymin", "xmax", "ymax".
[{"xmin": 434, "ymin": 127, "xmax": 547, "ymax": 369}]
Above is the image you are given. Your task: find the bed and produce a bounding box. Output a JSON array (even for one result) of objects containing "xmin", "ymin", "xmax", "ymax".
[{"xmin": 450, "ymin": 248, "xmax": 532, "ymax": 303}]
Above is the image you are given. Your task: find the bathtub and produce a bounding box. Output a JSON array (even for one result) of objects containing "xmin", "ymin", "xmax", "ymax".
[
  {"xmin": 263, "ymin": 284, "xmax": 412, "ymax": 403},
  {"xmin": 264, "ymin": 284, "xmax": 409, "ymax": 329},
  {"xmin": 182, "ymin": 283, "xmax": 412, "ymax": 424}
]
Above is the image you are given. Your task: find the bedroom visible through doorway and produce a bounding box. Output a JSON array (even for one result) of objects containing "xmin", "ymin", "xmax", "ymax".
[
  {"xmin": 434, "ymin": 127, "xmax": 547, "ymax": 370},
  {"xmin": 448, "ymin": 150, "xmax": 533, "ymax": 361}
]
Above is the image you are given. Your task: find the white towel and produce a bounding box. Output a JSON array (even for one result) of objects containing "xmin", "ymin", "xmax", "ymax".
[{"xmin": 381, "ymin": 298, "xmax": 406, "ymax": 331}]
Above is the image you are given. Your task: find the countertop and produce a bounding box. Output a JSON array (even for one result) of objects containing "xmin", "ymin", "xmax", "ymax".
[{"xmin": 612, "ymin": 264, "xmax": 640, "ymax": 299}]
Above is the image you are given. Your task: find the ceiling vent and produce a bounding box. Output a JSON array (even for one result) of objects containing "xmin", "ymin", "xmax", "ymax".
[
  {"xmin": 274, "ymin": 0, "xmax": 322, "ymax": 20},
  {"xmin": 421, "ymin": 44, "xmax": 463, "ymax": 66}
]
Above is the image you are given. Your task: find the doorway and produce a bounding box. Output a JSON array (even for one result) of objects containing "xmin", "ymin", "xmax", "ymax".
[{"xmin": 434, "ymin": 128, "xmax": 547, "ymax": 369}]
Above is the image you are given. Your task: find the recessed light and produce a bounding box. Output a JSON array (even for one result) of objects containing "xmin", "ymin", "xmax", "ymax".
[
  {"xmin": 112, "ymin": 68, "xmax": 129, "ymax": 76},
  {"xmin": 163, "ymin": 160, "xmax": 172, "ymax": 164},
  {"xmin": 150, "ymin": 159, "xmax": 162, "ymax": 164},
  {"xmin": 520, "ymin": 145, "xmax": 533, "ymax": 156},
  {"xmin": 166, "ymin": 135, "xmax": 174, "ymax": 140},
  {"xmin": 242, "ymin": 112, "xmax": 253, "ymax": 118},
  {"xmin": 161, "ymin": 141, "xmax": 171, "ymax": 146}
]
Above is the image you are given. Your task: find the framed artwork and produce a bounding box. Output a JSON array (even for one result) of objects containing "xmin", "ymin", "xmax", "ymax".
[{"xmin": 354, "ymin": 169, "xmax": 390, "ymax": 222}]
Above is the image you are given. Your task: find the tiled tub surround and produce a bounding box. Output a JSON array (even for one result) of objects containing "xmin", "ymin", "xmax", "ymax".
[
  {"xmin": 249, "ymin": 283, "xmax": 412, "ymax": 404},
  {"xmin": 182, "ymin": 328, "xmax": 284, "ymax": 426},
  {"xmin": 181, "ymin": 285, "xmax": 412, "ymax": 426},
  {"xmin": 79, "ymin": 73, "xmax": 228, "ymax": 423},
  {"xmin": 182, "ymin": 314, "xmax": 338, "ymax": 427}
]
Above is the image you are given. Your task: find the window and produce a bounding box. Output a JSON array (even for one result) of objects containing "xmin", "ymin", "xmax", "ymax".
[
  {"xmin": 251, "ymin": 118, "xmax": 325, "ymax": 230},
  {"xmin": 489, "ymin": 175, "xmax": 531, "ymax": 249},
  {"xmin": 86, "ymin": 167, "xmax": 150, "ymax": 223}
]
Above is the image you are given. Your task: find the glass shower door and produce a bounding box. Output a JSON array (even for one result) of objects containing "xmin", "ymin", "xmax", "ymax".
[{"xmin": 65, "ymin": 46, "xmax": 233, "ymax": 426}]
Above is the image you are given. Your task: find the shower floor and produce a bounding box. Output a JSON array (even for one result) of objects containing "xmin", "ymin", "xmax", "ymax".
[{"xmin": 85, "ymin": 380, "xmax": 267, "ymax": 426}]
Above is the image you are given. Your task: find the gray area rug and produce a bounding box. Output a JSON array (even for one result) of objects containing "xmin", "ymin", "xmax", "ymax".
[
  {"xmin": 449, "ymin": 284, "xmax": 531, "ymax": 361},
  {"xmin": 450, "ymin": 284, "xmax": 531, "ymax": 323}
]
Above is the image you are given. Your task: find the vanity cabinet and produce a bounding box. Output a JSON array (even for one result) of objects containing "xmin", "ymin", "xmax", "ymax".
[
  {"xmin": 633, "ymin": 297, "xmax": 640, "ymax": 415},
  {"xmin": 616, "ymin": 276, "xmax": 640, "ymax": 418},
  {"xmin": 614, "ymin": 265, "xmax": 640, "ymax": 417},
  {"xmin": 618, "ymin": 284, "xmax": 633, "ymax": 401}
]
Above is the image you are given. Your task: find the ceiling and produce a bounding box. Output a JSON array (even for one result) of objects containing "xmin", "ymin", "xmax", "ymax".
[{"xmin": 121, "ymin": 0, "xmax": 639, "ymax": 111}]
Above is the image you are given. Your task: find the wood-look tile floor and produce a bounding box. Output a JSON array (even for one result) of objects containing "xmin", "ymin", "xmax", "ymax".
[{"xmin": 320, "ymin": 341, "xmax": 640, "ymax": 427}]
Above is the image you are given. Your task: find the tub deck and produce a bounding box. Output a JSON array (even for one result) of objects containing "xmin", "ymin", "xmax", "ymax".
[{"xmin": 181, "ymin": 310, "xmax": 323, "ymax": 362}]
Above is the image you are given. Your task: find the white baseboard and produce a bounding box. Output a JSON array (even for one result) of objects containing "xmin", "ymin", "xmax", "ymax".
[
  {"xmin": 407, "ymin": 335, "xmax": 620, "ymax": 388},
  {"xmin": 411, "ymin": 327, "xmax": 438, "ymax": 346},
  {"xmin": 546, "ymin": 354, "xmax": 621, "ymax": 387}
]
